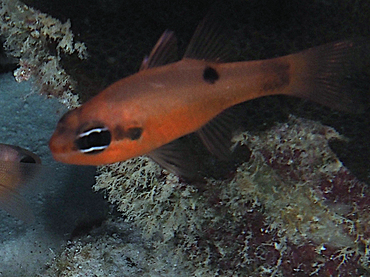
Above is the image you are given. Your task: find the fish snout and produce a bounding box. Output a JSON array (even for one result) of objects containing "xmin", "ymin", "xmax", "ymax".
[{"xmin": 49, "ymin": 129, "xmax": 71, "ymax": 162}]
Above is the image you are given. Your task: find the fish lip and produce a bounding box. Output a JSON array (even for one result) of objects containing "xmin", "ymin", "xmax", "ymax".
[
  {"xmin": 48, "ymin": 133, "xmax": 58, "ymax": 153},
  {"xmin": 48, "ymin": 144, "xmax": 72, "ymax": 164},
  {"xmin": 48, "ymin": 136, "xmax": 91, "ymax": 165},
  {"xmin": 48, "ymin": 132, "xmax": 69, "ymax": 160}
]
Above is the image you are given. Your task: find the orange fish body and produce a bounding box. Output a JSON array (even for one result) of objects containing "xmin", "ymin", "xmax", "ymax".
[
  {"xmin": 50, "ymin": 57, "xmax": 294, "ymax": 163},
  {"xmin": 49, "ymin": 17, "xmax": 368, "ymax": 177}
]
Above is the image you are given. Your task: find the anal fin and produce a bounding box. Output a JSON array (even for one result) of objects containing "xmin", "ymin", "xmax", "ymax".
[
  {"xmin": 148, "ymin": 137, "xmax": 201, "ymax": 181},
  {"xmin": 197, "ymin": 107, "xmax": 241, "ymax": 160}
]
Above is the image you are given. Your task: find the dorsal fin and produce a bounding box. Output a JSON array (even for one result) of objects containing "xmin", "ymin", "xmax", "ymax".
[
  {"xmin": 139, "ymin": 30, "xmax": 178, "ymax": 70},
  {"xmin": 183, "ymin": 12, "xmax": 232, "ymax": 62}
]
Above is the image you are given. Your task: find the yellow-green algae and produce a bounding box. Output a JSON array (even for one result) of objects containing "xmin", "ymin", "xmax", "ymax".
[
  {"xmin": 235, "ymin": 117, "xmax": 354, "ymax": 248},
  {"xmin": 0, "ymin": 0, "xmax": 85, "ymax": 108}
]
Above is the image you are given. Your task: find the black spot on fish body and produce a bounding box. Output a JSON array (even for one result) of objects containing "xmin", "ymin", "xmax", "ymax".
[
  {"xmin": 114, "ymin": 126, "xmax": 143, "ymax": 141},
  {"xmin": 127, "ymin": 127, "xmax": 143, "ymax": 140},
  {"xmin": 203, "ymin": 66, "xmax": 219, "ymax": 84},
  {"xmin": 114, "ymin": 125, "xmax": 127, "ymax": 141}
]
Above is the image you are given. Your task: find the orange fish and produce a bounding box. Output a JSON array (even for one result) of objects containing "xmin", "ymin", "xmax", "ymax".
[
  {"xmin": 0, "ymin": 144, "xmax": 41, "ymax": 222},
  {"xmin": 49, "ymin": 16, "xmax": 369, "ymax": 178}
]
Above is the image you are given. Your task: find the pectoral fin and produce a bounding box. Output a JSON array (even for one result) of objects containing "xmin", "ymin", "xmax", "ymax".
[
  {"xmin": 148, "ymin": 138, "xmax": 200, "ymax": 181},
  {"xmin": 196, "ymin": 108, "xmax": 239, "ymax": 160}
]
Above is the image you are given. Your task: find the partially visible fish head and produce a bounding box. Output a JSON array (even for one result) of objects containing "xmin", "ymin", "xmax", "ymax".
[
  {"xmin": 0, "ymin": 143, "xmax": 41, "ymax": 182},
  {"xmin": 49, "ymin": 103, "xmax": 146, "ymax": 166},
  {"xmin": 0, "ymin": 144, "xmax": 41, "ymax": 164},
  {"xmin": 0, "ymin": 144, "xmax": 41, "ymax": 223}
]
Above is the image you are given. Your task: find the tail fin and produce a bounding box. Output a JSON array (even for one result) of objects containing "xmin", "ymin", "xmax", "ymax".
[{"xmin": 287, "ymin": 39, "xmax": 370, "ymax": 113}]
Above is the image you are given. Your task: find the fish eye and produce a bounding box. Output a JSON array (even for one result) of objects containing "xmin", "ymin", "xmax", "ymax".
[
  {"xmin": 20, "ymin": 155, "xmax": 37, "ymax": 163},
  {"xmin": 75, "ymin": 127, "xmax": 112, "ymax": 154}
]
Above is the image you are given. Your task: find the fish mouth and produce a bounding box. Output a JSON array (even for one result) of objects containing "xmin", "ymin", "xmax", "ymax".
[
  {"xmin": 48, "ymin": 143, "xmax": 77, "ymax": 165},
  {"xmin": 48, "ymin": 133, "xmax": 98, "ymax": 165}
]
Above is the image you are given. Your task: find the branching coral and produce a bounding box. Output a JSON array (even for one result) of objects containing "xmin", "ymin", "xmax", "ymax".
[
  {"xmin": 0, "ymin": 0, "xmax": 86, "ymax": 108},
  {"xmin": 40, "ymin": 217, "xmax": 187, "ymax": 277},
  {"xmin": 95, "ymin": 116, "xmax": 370, "ymax": 276},
  {"xmin": 236, "ymin": 117, "xmax": 354, "ymax": 248},
  {"xmin": 95, "ymin": 157, "xmax": 200, "ymax": 245}
]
